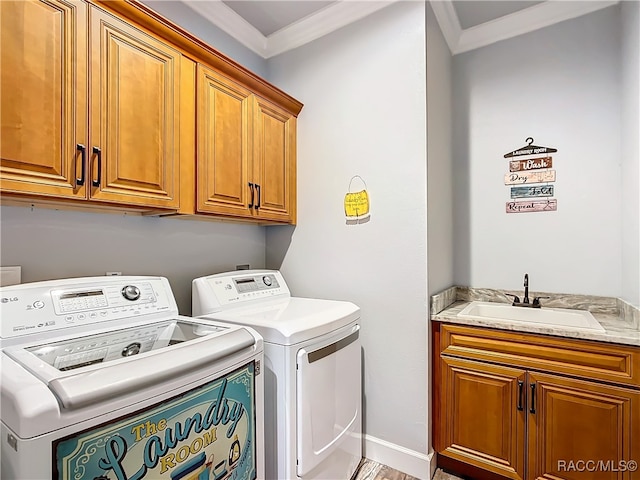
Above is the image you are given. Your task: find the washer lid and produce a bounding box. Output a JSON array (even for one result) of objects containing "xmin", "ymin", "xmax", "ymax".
[{"xmin": 202, "ymin": 297, "xmax": 360, "ymax": 345}]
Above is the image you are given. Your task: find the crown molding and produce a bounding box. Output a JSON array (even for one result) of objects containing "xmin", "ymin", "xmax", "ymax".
[
  {"xmin": 266, "ymin": 1, "xmax": 397, "ymax": 59},
  {"xmin": 182, "ymin": 0, "xmax": 397, "ymax": 59},
  {"xmin": 182, "ymin": 0, "xmax": 268, "ymax": 57},
  {"xmin": 433, "ymin": 0, "xmax": 619, "ymax": 55}
]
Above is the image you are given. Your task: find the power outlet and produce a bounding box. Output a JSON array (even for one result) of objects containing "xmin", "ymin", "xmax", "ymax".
[{"xmin": 0, "ymin": 266, "xmax": 22, "ymax": 286}]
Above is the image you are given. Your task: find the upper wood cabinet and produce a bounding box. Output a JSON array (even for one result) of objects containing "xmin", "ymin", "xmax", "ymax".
[
  {"xmin": 88, "ymin": 7, "xmax": 181, "ymax": 209},
  {"xmin": 1, "ymin": 0, "xmax": 302, "ymax": 222},
  {"xmin": 194, "ymin": 64, "xmax": 297, "ymax": 224},
  {"xmin": 1, "ymin": 0, "xmax": 181, "ymax": 210},
  {"xmin": 0, "ymin": 0, "xmax": 88, "ymax": 199},
  {"xmin": 434, "ymin": 323, "xmax": 640, "ymax": 480}
]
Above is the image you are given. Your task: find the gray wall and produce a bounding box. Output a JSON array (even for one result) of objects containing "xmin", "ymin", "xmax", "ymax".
[
  {"xmin": 266, "ymin": 2, "xmax": 429, "ymax": 474},
  {"xmin": 0, "ymin": 3, "xmax": 269, "ymax": 314},
  {"xmin": 452, "ymin": 6, "xmax": 625, "ymax": 298},
  {"xmin": 621, "ymin": 0, "xmax": 640, "ymax": 306},
  {"xmin": 426, "ymin": 1, "xmax": 453, "ymax": 463}
]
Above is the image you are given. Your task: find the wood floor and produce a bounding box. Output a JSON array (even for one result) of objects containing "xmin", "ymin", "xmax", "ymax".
[{"xmin": 352, "ymin": 459, "xmax": 464, "ymax": 480}]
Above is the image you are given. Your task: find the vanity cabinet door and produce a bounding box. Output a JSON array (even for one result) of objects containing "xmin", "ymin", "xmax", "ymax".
[
  {"xmin": 0, "ymin": 0, "xmax": 88, "ymax": 199},
  {"xmin": 527, "ymin": 372, "xmax": 640, "ymax": 480},
  {"xmin": 440, "ymin": 356, "xmax": 527, "ymax": 480}
]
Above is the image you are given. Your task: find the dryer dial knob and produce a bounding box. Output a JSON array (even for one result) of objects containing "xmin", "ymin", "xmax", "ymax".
[
  {"xmin": 122, "ymin": 285, "xmax": 141, "ymax": 301},
  {"xmin": 263, "ymin": 276, "xmax": 272, "ymax": 287},
  {"xmin": 122, "ymin": 342, "xmax": 141, "ymax": 357}
]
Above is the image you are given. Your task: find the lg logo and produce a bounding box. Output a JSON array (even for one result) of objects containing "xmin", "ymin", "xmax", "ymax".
[{"xmin": 1, "ymin": 297, "xmax": 18, "ymax": 303}]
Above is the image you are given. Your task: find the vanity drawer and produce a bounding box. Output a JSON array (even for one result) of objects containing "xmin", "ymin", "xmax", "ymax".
[{"xmin": 439, "ymin": 323, "xmax": 640, "ymax": 388}]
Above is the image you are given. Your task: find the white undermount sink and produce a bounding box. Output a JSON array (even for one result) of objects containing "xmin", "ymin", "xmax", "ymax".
[{"xmin": 457, "ymin": 301, "xmax": 605, "ymax": 331}]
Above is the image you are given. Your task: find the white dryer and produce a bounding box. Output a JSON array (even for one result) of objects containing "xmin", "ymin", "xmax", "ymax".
[{"xmin": 193, "ymin": 270, "xmax": 362, "ymax": 480}]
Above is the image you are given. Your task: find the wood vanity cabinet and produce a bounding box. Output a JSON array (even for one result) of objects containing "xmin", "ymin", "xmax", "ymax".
[
  {"xmin": 195, "ymin": 64, "xmax": 296, "ymax": 223},
  {"xmin": 433, "ymin": 322, "xmax": 640, "ymax": 480},
  {"xmin": 1, "ymin": 0, "xmax": 181, "ymax": 211}
]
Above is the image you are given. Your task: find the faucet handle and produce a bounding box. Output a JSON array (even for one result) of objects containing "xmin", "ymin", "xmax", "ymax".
[
  {"xmin": 532, "ymin": 296, "xmax": 550, "ymax": 307},
  {"xmin": 505, "ymin": 293, "xmax": 521, "ymax": 305}
]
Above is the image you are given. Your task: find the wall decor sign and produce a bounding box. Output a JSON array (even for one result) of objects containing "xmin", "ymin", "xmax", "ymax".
[
  {"xmin": 503, "ymin": 137, "xmax": 557, "ymax": 158},
  {"xmin": 503, "ymin": 137, "xmax": 558, "ymax": 214},
  {"xmin": 510, "ymin": 185, "xmax": 554, "ymax": 198},
  {"xmin": 506, "ymin": 199, "xmax": 557, "ymax": 213},
  {"xmin": 344, "ymin": 175, "xmax": 370, "ymax": 225},
  {"xmin": 54, "ymin": 363, "xmax": 257, "ymax": 480},
  {"xmin": 504, "ymin": 170, "xmax": 556, "ymax": 185},
  {"xmin": 509, "ymin": 156, "xmax": 553, "ymax": 172}
]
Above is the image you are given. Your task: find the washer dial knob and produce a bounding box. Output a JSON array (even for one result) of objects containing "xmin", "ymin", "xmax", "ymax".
[
  {"xmin": 121, "ymin": 285, "xmax": 141, "ymax": 301},
  {"xmin": 122, "ymin": 342, "xmax": 141, "ymax": 357},
  {"xmin": 263, "ymin": 276, "xmax": 272, "ymax": 287}
]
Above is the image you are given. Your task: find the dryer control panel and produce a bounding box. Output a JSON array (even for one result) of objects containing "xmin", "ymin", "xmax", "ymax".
[
  {"xmin": 0, "ymin": 277, "xmax": 177, "ymax": 340},
  {"xmin": 192, "ymin": 270, "xmax": 290, "ymax": 315}
]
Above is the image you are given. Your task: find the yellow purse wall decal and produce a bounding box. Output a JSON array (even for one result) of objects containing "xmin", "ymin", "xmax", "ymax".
[{"xmin": 344, "ymin": 175, "xmax": 370, "ymax": 225}]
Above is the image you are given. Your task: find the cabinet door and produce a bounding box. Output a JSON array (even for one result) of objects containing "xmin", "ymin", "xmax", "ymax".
[
  {"xmin": 0, "ymin": 0, "xmax": 87, "ymax": 198},
  {"xmin": 439, "ymin": 356, "xmax": 527, "ymax": 480},
  {"xmin": 527, "ymin": 372, "xmax": 640, "ymax": 480},
  {"xmin": 89, "ymin": 7, "xmax": 180, "ymax": 209},
  {"xmin": 196, "ymin": 64, "xmax": 253, "ymax": 218},
  {"xmin": 252, "ymin": 96, "xmax": 296, "ymax": 223}
]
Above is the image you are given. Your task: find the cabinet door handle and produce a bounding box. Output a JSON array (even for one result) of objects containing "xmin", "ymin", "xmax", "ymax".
[
  {"xmin": 517, "ymin": 380, "xmax": 524, "ymax": 411},
  {"xmin": 255, "ymin": 183, "xmax": 261, "ymax": 210},
  {"xmin": 76, "ymin": 144, "xmax": 86, "ymax": 186},
  {"xmin": 530, "ymin": 383, "xmax": 536, "ymax": 414},
  {"xmin": 91, "ymin": 147, "xmax": 102, "ymax": 187},
  {"xmin": 248, "ymin": 182, "xmax": 255, "ymax": 209}
]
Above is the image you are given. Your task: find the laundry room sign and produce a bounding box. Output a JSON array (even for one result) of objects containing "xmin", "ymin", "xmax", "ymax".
[
  {"xmin": 54, "ymin": 363, "xmax": 257, "ymax": 480},
  {"xmin": 503, "ymin": 138, "xmax": 558, "ymax": 214}
]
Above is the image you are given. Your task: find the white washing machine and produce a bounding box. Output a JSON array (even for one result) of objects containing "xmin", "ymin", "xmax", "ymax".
[
  {"xmin": 1, "ymin": 276, "xmax": 264, "ymax": 480},
  {"xmin": 192, "ymin": 270, "xmax": 362, "ymax": 480}
]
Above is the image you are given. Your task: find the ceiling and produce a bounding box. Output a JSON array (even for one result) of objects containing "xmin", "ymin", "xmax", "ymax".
[{"xmin": 182, "ymin": 0, "xmax": 618, "ymax": 58}]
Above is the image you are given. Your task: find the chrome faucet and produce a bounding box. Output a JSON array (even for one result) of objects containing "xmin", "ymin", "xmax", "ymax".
[{"xmin": 506, "ymin": 273, "xmax": 548, "ymax": 308}]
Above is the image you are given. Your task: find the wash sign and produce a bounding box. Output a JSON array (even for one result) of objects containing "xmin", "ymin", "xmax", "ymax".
[{"xmin": 54, "ymin": 363, "xmax": 256, "ymax": 480}]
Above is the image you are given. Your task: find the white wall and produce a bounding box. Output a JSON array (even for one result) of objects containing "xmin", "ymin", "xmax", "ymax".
[
  {"xmin": 621, "ymin": 0, "xmax": 640, "ymax": 307},
  {"xmin": 452, "ymin": 6, "xmax": 623, "ymax": 297},
  {"xmin": 266, "ymin": 2, "xmax": 429, "ymax": 476},
  {"xmin": 0, "ymin": 5, "xmax": 269, "ymax": 315}
]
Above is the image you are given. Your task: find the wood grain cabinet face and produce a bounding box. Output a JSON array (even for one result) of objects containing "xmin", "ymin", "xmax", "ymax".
[
  {"xmin": 527, "ymin": 372, "xmax": 640, "ymax": 480},
  {"xmin": 252, "ymin": 97, "xmax": 296, "ymax": 223},
  {"xmin": 196, "ymin": 64, "xmax": 252, "ymax": 218},
  {"xmin": 1, "ymin": 1, "xmax": 181, "ymax": 210},
  {"xmin": 435, "ymin": 324, "xmax": 640, "ymax": 480},
  {"xmin": 89, "ymin": 8, "xmax": 180, "ymax": 209},
  {"xmin": 0, "ymin": 0, "xmax": 88, "ymax": 199},
  {"xmin": 440, "ymin": 357, "xmax": 526, "ymax": 480},
  {"xmin": 195, "ymin": 66, "xmax": 297, "ymax": 223}
]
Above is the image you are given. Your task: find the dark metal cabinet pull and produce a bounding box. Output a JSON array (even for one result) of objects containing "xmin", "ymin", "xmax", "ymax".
[
  {"xmin": 255, "ymin": 183, "xmax": 261, "ymax": 210},
  {"xmin": 92, "ymin": 146, "xmax": 102, "ymax": 187},
  {"xmin": 517, "ymin": 380, "xmax": 524, "ymax": 411},
  {"xmin": 76, "ymin": 144, "xmax": 86, "ymax": 186},
  {"xmin": 530, "ymin": 383, "xmax": 536, "ymax": 414},
  {"xmin": 248, "ymin": 182, "xmax": 254, "ymax": 209}
]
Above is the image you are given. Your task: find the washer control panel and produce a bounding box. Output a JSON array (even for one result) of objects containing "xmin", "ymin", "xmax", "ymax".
[{"xmin": 0, "ymin": 277, "xmax": 176, "ymax": 340}]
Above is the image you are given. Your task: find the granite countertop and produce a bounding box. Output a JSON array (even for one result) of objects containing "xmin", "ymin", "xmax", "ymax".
[{"xmin": 431, "ymin": 286, "xmax": 640, "ymax": 347}]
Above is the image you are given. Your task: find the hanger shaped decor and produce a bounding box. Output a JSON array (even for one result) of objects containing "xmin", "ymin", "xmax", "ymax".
[{"xmin": 503, "ymin": 137, "xmax": 557, "ymax": 158}]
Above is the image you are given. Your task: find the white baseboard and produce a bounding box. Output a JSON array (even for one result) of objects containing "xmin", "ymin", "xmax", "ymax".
[{"xmin": 363, "ymin": 435, "xmax": 434, "ymax": 480}]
